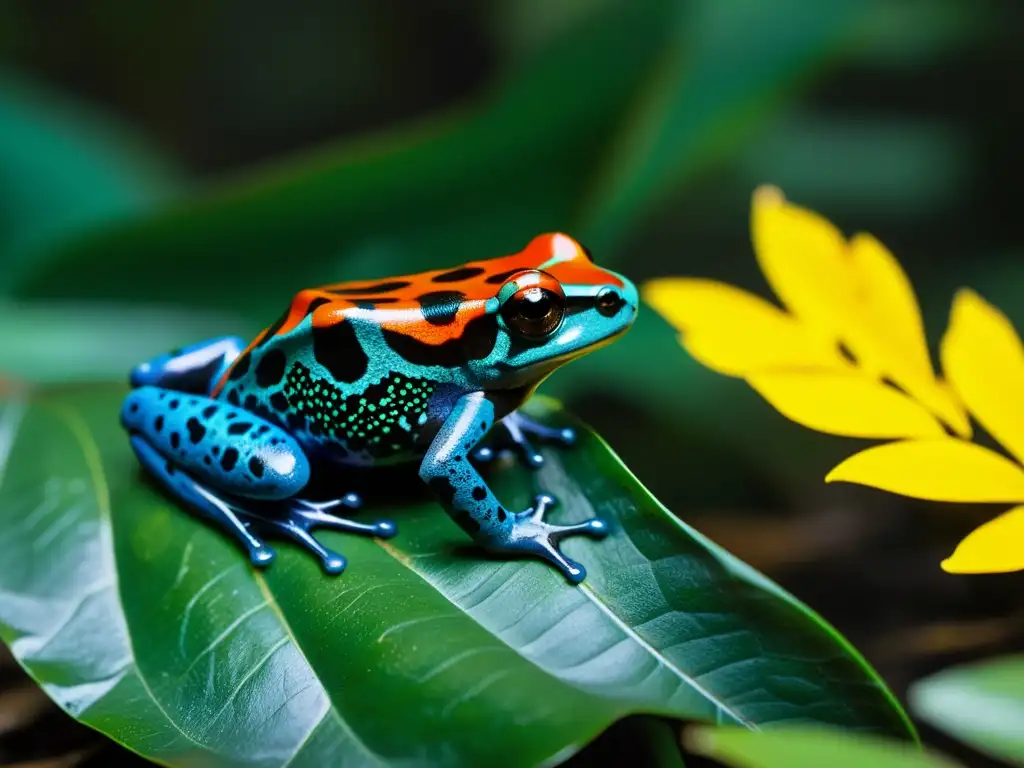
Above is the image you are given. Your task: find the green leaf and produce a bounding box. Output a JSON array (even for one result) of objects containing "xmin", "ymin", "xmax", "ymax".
[
  {"xmin": 0, "ymin": 301, "xmax": 250, "ymax": 384},
  {"xmin": 14, "ymin": 0, "xmax": 866, "ymax": 313},
  {"xmin": 908, "ymin": 655, "xmax": 1024, "ymax": 766},
  {"xmin": 0, "ymin": 73, "xmax": 182, "ymax": 290},
  {"xmin": 12, "ymin": 0, "xmax": 675, "ymax": 316},
  {"xmin": 0, "ymin": 385, "xmax": 912, "ymax": 767},
  {"xmin": 578, "ymin": 0, "xmax": 866, "ymax": 252},
  {"xmin": 685, "ymin": 725, "xmax": 960, "ymax": 768}
]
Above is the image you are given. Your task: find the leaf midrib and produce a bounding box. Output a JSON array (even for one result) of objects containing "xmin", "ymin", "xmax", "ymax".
[{"xmin": 374, "ymin": 537, "xmax": 748, "ymax": 727}]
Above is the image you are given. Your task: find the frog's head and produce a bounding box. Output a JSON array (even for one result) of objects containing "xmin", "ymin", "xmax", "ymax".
[
  {"xmin": 325, "ymin": 233, "xmax": 636, "ymax": 390},
  {"xmin": 481, "ymin": 233, "xmax": 638, "ymax": 385}
]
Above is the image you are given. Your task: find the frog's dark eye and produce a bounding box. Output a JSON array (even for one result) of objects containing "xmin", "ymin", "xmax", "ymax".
[
  {"xmin": 581, "ymin": 245, "xmax": 595, "ymax": 263},
  {"xmin": 502, "ymin": 286, "xmax": 565, "ymax": 340}
]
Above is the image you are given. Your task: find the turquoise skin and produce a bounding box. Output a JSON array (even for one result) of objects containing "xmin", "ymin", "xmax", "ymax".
[{"xmin": 120, "ymin": 234, "xmax": 638, "ymax": 583}]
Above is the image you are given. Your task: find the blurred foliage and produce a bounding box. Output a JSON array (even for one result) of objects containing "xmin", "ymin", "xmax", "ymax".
[
  {"xmin": 687, "ymin": 725, "xmax": 963, "ymax": 768},
  {"xmin": 909, "ymin": 655, "xmax": 1024, "ymax": 766}
]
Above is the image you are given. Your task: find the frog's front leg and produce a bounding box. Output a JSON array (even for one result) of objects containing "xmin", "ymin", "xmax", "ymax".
[
  {"xmin": 121, "ymin": 386, "xmax": 395, "ymax": 574},
  {"xmin": 130, "ymin": 335, "xmax": 245, "ymax": 394},
  {"xmin": 472, "ymin": 410, "xmax": 576, "ymax": 469},
  {"xmin": 419, "ymin": 392, "xmax": 608, "ymax": 583}
]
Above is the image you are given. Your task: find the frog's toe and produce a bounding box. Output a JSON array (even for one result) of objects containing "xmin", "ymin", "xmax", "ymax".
[
  {"xmin": 504, "ymin": 494, "xmax": 609, "ymax": 584},
  {"xmin": 267, "ymin": 519, "xmax": 347, "ymax": 575},
  {"xmin": 554, "ymin": 426, "xmax": 576, "ymax": 447},
  {"xmin": 289, "ymin": 497, "xmax": 397, "ymax": 540},
  {"xmin": 477, "ymin": 412, "xmax": 577, "ymax": 471},
  {"xmin": 249, "ymin": 545, "xmax": 276, "ymax": 567}
]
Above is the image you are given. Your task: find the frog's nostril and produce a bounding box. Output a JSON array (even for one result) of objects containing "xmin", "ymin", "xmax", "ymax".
[{"xmin": 596, "ymin": 288, "xmax": 626, "ymax": 318}]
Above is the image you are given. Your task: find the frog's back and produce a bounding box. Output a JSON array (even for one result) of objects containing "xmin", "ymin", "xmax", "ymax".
[
  {"xmin": 206, "ymin": 235, "xmax": 621, "ymax": 467},
  {"xmin": 204, "ymin": 260, "xmax": 517, "ymax": 467}
]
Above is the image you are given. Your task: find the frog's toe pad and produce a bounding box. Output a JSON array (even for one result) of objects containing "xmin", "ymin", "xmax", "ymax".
[
  {"xmin": 322, "ymin": 553, "xmax": 347, "ymax": 575},
  {"xmin": 249, "ymin": 546, "xmax": 276, "ymax": 567},
  {"xmin": 504, "ymin": 494, "xmax": 609, "ymax": 584}
]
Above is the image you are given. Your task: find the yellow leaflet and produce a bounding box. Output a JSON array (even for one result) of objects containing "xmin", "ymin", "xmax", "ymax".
[
  {"xmin": 826, "ymin": 439, "xmax": 1024, "ymax": 502},
  {"xmin": 750, "ymin": 186, "xmax": 854, "ymax": 338},
  {"xmin": 747, "ymin": 372, "xmax": 945, "ymax": 439},
  {"xmin": 942, "ymin": 505, "xmax": 1024, "ymax": 574},
  {"xmin": 642, "ymin": 279, "xmax": 847, "ymax": 376},
  {"xmin": 846, "ymin": 233, "xmax": 932, "ymax": 380},
  {"xmin": 839, "ymin": 235, "xmax": 971, "ymax": 437},
  {"xmin": 942, "ymin": 288, "xmax": 1024, "ymax": 463}
]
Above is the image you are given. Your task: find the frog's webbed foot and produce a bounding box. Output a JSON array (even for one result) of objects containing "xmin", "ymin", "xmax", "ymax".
[
  {"xmin": 257, "ymin": 496, "xmax": 398, "ymax": 575},
  {"xmin": 502, "ymin": 494, "xmax": 609, "ymax": 584},
  {"xmin": 472, "ymin": 411, "xmax": 576, "ymax": 469},
  {"xmin": 130, "ymin": 435, "xmax": 278, "ymax": 568}
]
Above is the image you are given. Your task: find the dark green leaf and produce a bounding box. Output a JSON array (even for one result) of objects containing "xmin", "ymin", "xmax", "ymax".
[
  {"xmin": 577, "ymin": 0, "xmax": 866, "ymax": 253},
  {"xmin": 14, "ymin": 0, "xmax": 867, "ymax": 314},
  {"xmin": 0, "ymin": 385, "xmax": 912, "ymax": 766},
  {"xmin": 908, "ymin": 655, "xmax": 1024, "ymax": 766},
  {"xmin": 685, "ymin": 725, "xmax": 959, "ymax": 768},
  {"xmin": 12, "ymin": 0, "xmax": 675, "ymax": 316},
  {"xmin": 0, "ymin": 73, "xmax": 182, "ymax": 291}
]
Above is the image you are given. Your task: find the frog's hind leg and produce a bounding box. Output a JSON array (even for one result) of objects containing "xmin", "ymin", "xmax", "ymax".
[
  {"xmin": 472, "ymin": 410, "xmax": 576, "ymax": 469},
  {"xmin": 128, "ymin": 435, "xmax": 275, "ymax": 567},
  {"xmin": 249, "ymin": 498, "xmax": 397, "ymax": 575},
  {"xmin": 122, "ymin": 385, "xmax": 396, "ymax": 574},
  {"xmin": 130, "ymin": 335, "xmax": 245, "ymax": 394}
]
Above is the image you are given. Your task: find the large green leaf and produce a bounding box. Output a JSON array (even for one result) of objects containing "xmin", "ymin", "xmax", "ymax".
[
  {"xmin": 0, "ymin": 385, "xmax": 912, "ymax": 766},
  {"xmin": 685, "ymin": 725, "xmax": 960, "ymax": 768},
  {"xmin": 908, "ymin": 655, "xmax": 1024, "ymax": 766}
]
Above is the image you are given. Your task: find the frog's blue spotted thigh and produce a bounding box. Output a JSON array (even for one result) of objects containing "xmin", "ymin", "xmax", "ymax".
[{"xmin": 121, "ymin": 386, "xmax": 310, "ymax": 500}]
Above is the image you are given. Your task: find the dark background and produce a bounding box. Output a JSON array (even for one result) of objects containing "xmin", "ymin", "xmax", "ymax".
[{"xmin": 0, "ymin": 1, "xmax": 1021, "ymax": 765}]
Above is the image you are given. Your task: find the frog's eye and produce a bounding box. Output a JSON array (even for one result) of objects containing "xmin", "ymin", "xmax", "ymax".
[
  {"xmin": 581, "ymin": 245, "xmax": 595, "ymax": 262},
  {"xmin": 501, "ymin": 285, "xmax": 565, "ymax": 340}
]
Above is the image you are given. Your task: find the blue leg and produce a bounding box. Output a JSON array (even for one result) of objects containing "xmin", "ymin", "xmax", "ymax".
[
  {"xmin": 129, "ymin": 435, "xmax": 275, "ymax": 567},
  {"xmin": 130, "ymin": 336, "xmax": 245, "ymax": 394},
  {"xmin": 472, "ymin": 410, "xmax": 576, "ymax": 469},
  {"xmin": 122, "ymin": 386, "xmax": 396, "ymax": 574},
  {"xmin": 420, "ymin": 392, "xmax": 607, "ymax": 584}
]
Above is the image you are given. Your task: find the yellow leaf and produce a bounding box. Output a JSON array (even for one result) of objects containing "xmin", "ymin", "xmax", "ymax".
[
  {"xmin": 942, "ymin": 505, "xmax": 1024, "ymax": 574},
  {"xmin": 642, "ymin": 278, "xmax": 848, "ymax": 376},
  {"xmin": 840, "ymin": 235, "xmax": 971, "ymax": 437},
  {"xmin": 750, "ymin": 186, "xmax": 855, "ymax": 337},
  {"xmin": 847, "ymin": 233, "xmax": 933, "ymax": 380},
  {"xmin": 826, "ymin": 439, "xmax": 1024, "ymax": 502},
  {"xmin": 942, "ymin": 288, "xmax": 1024, "ymax": 462},
  {"xmin": 747, "ymin": 372, "xmax": 946, "ymax": 438}
]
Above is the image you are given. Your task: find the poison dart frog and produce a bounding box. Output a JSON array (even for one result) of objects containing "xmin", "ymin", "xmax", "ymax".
[{"xmin": 120, "ymin": 233, "xmax": 638, "ymax": 583}]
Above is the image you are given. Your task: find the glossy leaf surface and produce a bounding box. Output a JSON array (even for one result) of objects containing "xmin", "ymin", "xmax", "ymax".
[
  {"xmin": 0, "ymin": 386, "xmax": 913, "ymax": 767},
  {"xmin": 908, "ymin": 655, "xmax": 1024, "ymax": 766}
]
